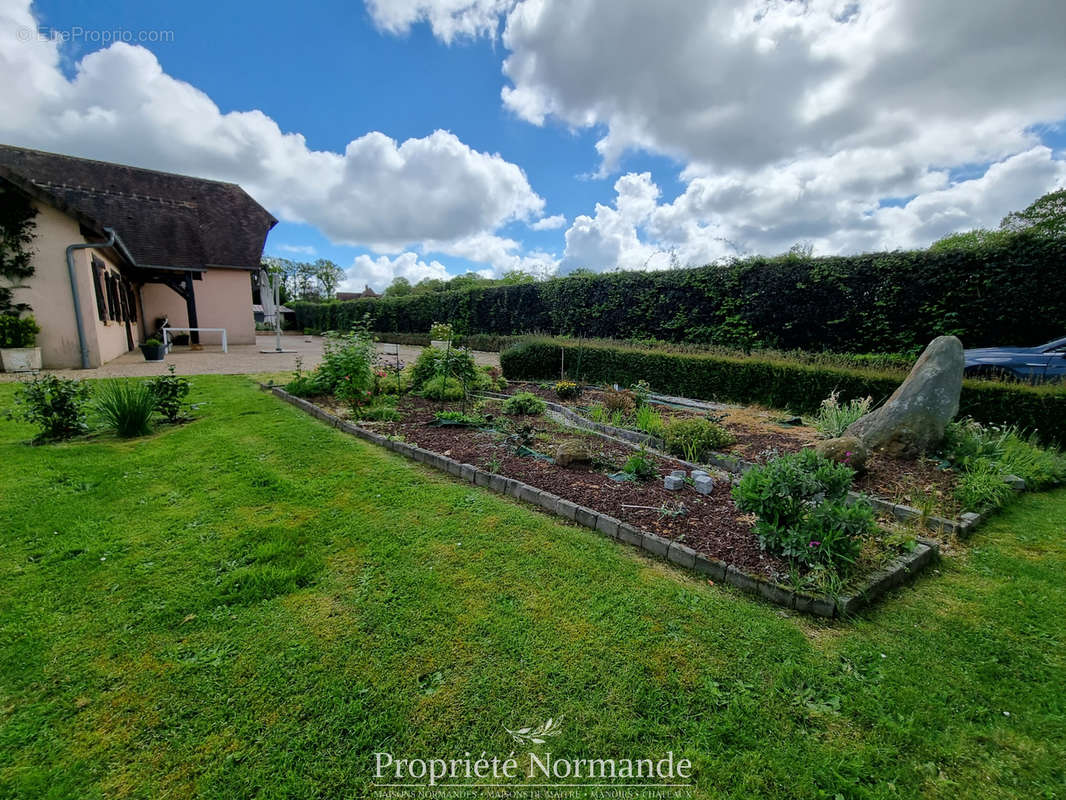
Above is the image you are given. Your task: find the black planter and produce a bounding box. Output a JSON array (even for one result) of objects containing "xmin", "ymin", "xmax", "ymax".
[{"xmin": 140, "ymin": 343, "xmax": 166, "ymax": 362}]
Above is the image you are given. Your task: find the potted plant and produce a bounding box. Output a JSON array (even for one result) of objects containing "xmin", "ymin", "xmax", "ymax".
[
  {"xmin": 0, "ymin": 314, "xmax": 42, "ymax": 372},
  {"xmin": 429, "ymin": 322, "xmax": 454, "ymax": 350},
  {"xmin": 140, "ymin": 338, "xmax": 166, "ymax": 362}
]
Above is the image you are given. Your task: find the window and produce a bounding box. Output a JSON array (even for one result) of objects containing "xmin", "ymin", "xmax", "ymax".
[{"xmin": 91, "ymin": 259, "xmax": 107, "ymax": 321}]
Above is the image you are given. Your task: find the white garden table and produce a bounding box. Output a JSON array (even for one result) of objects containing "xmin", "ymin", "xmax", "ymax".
[{"xmin": 162, "ymin": 326, "xmax": 228, "ymax": 353}]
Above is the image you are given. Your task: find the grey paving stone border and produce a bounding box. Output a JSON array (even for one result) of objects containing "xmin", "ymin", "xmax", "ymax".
[{"xmin": 263, "ymin": 384, "xmax": 940, "ymax": 619}]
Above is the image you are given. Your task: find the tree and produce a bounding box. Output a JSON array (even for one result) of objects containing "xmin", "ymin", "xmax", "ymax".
[
  {"xmin": 412, "ymin": 278, "xmax": 446, "ymax": 294},
  {"xmin": 999, "ymin": 188, "xmax": 1066, "ymax": 238},
  {"xmin": 384, "ymin": 276, "xmax": 413, "ymax": 297},
  {"xmin": 313, "ymin": 259, "xmax": 344, "ymax": 299},
  {"xmin": 499, "ymin": 270, "xmax": 537, "ymax": 285}
]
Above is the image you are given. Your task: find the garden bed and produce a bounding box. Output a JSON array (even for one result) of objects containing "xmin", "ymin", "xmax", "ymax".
[
  {"xmin": 496, "ymin": 382, "xmax": 968, "ymax": 530},
  {"xmin": 270, "ymin": 386, "xmax": 940, "ymax": 617}
]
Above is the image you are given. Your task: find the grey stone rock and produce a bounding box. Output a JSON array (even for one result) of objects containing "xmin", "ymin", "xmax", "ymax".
[
  {"xmin": 814, "ymin": 435, "xmax": 869, "ymax": 472},
  {"xmin": 690, "ymin": 469, "xmax": 709, "ymax": 481},
  {"xmin": 554, "ymin": 440, "xmax": 593, "ymax": 467},
  {"xmin": 460, "ymin": 464, "xmax": 476, "ymax": 483},
  {"xmin": 670, "ymin": 469, "xmax": 686, "ymax": 479},
  {"xmin": 693, "ymin": 475, "xmax": 714, "ymax": 495},
  {"xmin": 1004, "ymin": 474, "xmax": 1026, "ymax": 491},
  {"xmin": 845, "ymin": 335, "xmax": 964, "ymax": 458},
  {"xmin": 517, "ymin": 484, "xmax": 542, "ymax": 506},
  {"xmin": 664, "ymin": 475, "xmax": 684, "ymax": 491},
  {"xmin": 538, "ymin": 492, "xmax": 561, "ymax": 514},
  {"xmin": 473, "ymin": 469, "xmax": 492, "ymax": 488}
]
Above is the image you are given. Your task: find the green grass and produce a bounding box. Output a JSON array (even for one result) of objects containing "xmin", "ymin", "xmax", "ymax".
[{"xmin": 1, "ymin": 376, "xmax": 1064, "ymax": 799}]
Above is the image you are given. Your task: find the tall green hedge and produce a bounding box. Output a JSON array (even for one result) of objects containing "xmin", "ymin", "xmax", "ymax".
[
  {"xmin": 500, "ymin": 338, "xmax": 1066, "ymax": 446},
  {"xmin": 293, "ymin": 232, "xmax": 1066, "ymax": 353}
]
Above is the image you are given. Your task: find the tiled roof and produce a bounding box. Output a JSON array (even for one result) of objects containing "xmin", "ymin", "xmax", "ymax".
[{"xmin": 0, "ymin": 144, "xmax": 276, "ymax": 270}]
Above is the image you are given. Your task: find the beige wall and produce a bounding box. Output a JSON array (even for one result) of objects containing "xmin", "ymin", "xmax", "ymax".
[{"xmin": 140, "ymin": 269, "xmax": 255, "ymax": 346}]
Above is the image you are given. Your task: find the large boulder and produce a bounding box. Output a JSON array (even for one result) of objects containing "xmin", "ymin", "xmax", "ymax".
[
  {"xmin": 845, "ymin": 335, "xmax": 963, "ymax": 458},
  {"xmin": 554, "ymin": 440, "xmax": 593, "ymax": 467},
  {"xmin": 814, "ymin": 435, "xmax": 869, "ymax": 473}
]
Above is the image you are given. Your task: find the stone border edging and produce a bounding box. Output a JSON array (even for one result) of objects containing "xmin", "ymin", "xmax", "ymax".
[
  {"xmin": 262, "ymin": 384, "xmax": 939, "ymax": 619},
  {"xmin": 483, "ymin": 389, "xmax": 980, "ymax": 538}
]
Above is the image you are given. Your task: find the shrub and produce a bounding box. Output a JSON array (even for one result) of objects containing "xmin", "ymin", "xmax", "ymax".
[
  {"xmin": 942, "ymin": 418, "xmax": 1066, "ymax": 499},
  {"xmin": 95, "ymin": 380, "xmax": 156, "ymax": 438},
  {"xmin": 145, "ymin": 366, "xmax": 191, "ymax": 422},
  {"xmin": 554, "ymin": 380, "xmax": 580, "ymax": 400},
  {"xmin": 811, "ymin": 390, "xmax": 872, "ymax": 438},
  {"xmin": 6, "ymin": 374, "xmax": 91, "ymax": 442},
  {"xmin": 0, "ymin": 314, "xmax": 39, "ymax": 348},
  {"xmin": 502, "ymin": 391, "xmax": 546, "ymax": 416},
  {"xmin": 623, "ymin": 447, "xmax": 658, "ymax": 481},
  {"xmin": 316, "ymin": 328, "xmax": 376, "ymax": 396},
  {"xmin": 500, "ymin": 338, "xmax": 1066, "ymax": 447},
  {"xmin": 662, "ymin": 417, "xmax": 734, "ymax": 462},
  {"xmin": 421, "ymin": 375, "xmax": 465, "ymax": 401},
  {"xmin": 602, "ymin": 387, "xmax": 636, "ymax": 415},
  {"xmin": 143, "ymin": 337, "xmax": 162, "ymax": 347},
  {"xmin": 732, "ymin": 450, "xmax": 873, "ymax": 569},
  {"xmin": 356, "ymin": 399, "xmax": 402, "ymax": 422},
  {"xmin": 472, "ymin": 364, "xmax": 507, "ymax": 392},
  {"xmin": 433, "ymin": 410, "xmax": 484, "ymax": 426},
  {"xmin": 409, "ymin": 345, "xmax": 479, "ymax": 390}
]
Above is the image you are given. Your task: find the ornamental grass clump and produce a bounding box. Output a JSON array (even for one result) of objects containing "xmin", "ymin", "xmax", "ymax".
[
  {"xmin": 812, "ymin": 390, "xmax": 872, "ymax": 438},
  {"xmin": 662, "ymin": 417, "xmax": 733, "ymax": 462},
  {"xmin": 732, "ymin": 449, "xmax": 875, "ymax": 569},
  {"xmin": 95, "ymin": 379, "xmax": 156, "ymax": 438}
]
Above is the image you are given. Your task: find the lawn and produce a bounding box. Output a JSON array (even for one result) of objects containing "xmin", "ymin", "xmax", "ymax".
[{"xmin": 0, "ymin": 375, "xmax": 1063, "ymax": 799}]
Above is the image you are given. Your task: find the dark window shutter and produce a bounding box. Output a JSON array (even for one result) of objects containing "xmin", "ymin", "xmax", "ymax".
[
  {"xmin": 91, "ymin": 260, "xmax": 107, "ymax": 321},
  {"xmin": 125, "ymin": 283, "xmax": 137, "ymax": 322}
]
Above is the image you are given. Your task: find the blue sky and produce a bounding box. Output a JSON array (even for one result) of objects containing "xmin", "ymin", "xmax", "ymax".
[{"xmin": 4, "ymin": 0, "xmax": 1065, "ymax": 292}]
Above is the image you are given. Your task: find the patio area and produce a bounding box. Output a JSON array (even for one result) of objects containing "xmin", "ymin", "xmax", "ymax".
[{"xmin": 0, "ymin": 335, "xmax": 500, "ymax": 380}]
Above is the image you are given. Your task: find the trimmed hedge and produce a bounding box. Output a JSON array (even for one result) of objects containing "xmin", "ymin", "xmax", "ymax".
[
  {"xmin": 371, "ymin": 331, "xmax": 525, "ymax": 353},
  {"xmin": 293, "ymin": 232, "xmax": 1066, "ymax": 353},
  {"xmin": 500, "ymin": 338, "xmax": 1066, "ymax": 446}
]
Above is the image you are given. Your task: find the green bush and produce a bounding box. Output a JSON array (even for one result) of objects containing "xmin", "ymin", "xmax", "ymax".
[
  {"xmin": 623, "ymin": 447, "xmax": 658, "ymax": 482},
  {"xmin": 732, "ymin": 450, "xmax": 874, "ymax": 569},
  {"xmin": 662, "ymin": 417, "xmax": 734, "ymax": 462},
  {"xmin": 634, "ymin": 404, "xmax": 664, "ymax": 437},
  {"xmin": 6, "ymin": 374, "xmax": 91, "ymax": 442},
  {"xmin": 420, "ymin": 375, "xmax": 465, "ymax": 401},
  {"xmin": 409, "ymin": 346, "xmax": 479, "ymax": 390},
  {"xmin": 429, "ymin": 322, "xmax": 454, "ymax": 342},
  {"xmin": 292, "ymin": 231, "xmax": 1066, "ymax": 354},
  {"xmin": 95, "ymin": 380, "xmax": 156, "ymax": 438},
  {"xmin": 317, "ymin": 328, "xmax": 375, "ymax": 399},
  {"xmin": 501, "ymin": 338, "xmax": 1066, "ymax": 447},
  {"xmin": 0, "ymin": 314, "xmax": 39, "ymax": 348},
  {"xmin": 501, "ymin": 392, "xmax": 546, "ymax": 416},
  {"xmin": 145, "ymin": 366, "xmax": 191, "ymax": 423}
]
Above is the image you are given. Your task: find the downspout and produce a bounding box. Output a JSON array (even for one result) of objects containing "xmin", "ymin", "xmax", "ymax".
[{"xmin": 64, "ymin": 227, "xmax": 118, "ymax": 370}]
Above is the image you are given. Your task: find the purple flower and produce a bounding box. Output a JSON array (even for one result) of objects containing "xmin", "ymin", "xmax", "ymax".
[{"xmin": 809, "ymin": 541, "xmax": 821, "ymax": 547}]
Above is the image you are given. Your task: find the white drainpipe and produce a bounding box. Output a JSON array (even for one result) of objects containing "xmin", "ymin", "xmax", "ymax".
[{"xmin": 65, "ymin": 227, "xmax": 124, "ymax": 370}]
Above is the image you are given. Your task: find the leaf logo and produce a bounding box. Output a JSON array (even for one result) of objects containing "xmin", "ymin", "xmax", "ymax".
[{"xmin": 505, "ymin": 718, "xmax": 561, "ymax": 745}]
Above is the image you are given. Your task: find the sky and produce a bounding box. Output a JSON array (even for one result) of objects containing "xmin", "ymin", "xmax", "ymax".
[{"xmin": 1, "ymin": 0, "xmax": 1065, "ymax": 294}]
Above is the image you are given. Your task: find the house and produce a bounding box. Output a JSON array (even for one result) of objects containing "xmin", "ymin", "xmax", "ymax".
[
  {"xmin": 336, "ymin": 285, "xmax": 379, "ymax": 301},
  {"xmin": 0, "ymin": 144, "xmax": 276, "ymax": 369}
]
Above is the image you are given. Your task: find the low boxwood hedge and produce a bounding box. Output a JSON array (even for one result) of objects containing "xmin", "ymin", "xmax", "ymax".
[{"xmin": 500, "ymin": 338, "xmax": 1066, "ymax": 446}]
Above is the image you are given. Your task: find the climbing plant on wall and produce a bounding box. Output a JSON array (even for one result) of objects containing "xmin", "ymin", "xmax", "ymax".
[{"xmin": 0, "ymin": 184, "xmax": 38, "ymax": 316}]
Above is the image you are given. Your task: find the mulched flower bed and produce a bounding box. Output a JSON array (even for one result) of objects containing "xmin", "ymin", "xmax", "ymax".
[
  {"xmin": 346, "ymin": 395, "xmax": 794, "ymax": 580},
  {"xmin": 501, "ymin": 382, "xmax": 961, "ymax": 518}
]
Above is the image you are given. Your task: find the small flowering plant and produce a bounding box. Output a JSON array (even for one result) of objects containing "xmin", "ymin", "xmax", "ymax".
[{"xmin": 732, "ymin": 449, "xmax": 876, "ymax": 569}]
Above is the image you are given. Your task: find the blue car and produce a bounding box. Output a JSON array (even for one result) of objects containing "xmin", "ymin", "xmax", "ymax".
[{"xmin": 964, "ymin": 336, "xmax": 1066, "ymax": 383}]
